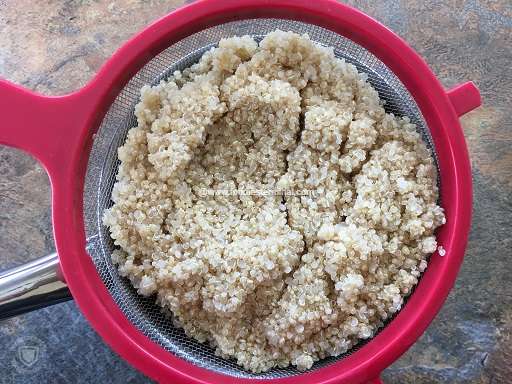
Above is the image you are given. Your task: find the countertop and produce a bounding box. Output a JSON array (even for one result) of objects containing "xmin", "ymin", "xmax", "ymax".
[{"xmin": 0, "ymin": 1, "xmax": 511, "ymax": 383}]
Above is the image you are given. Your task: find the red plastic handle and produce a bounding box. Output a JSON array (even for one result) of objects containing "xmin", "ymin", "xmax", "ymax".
[
  {"xmin": 0, "ymin": 80, "xmax": 90, "ymax": 178},
  {"xmin": 446, "ymin": 81, "xmax": 481, "ymax": 117}
]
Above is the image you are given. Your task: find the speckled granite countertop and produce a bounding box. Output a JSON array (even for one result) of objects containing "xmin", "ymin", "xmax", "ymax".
[{"xmin": 0, "ymin": 1, "xmax": 510, "ymax": 383}]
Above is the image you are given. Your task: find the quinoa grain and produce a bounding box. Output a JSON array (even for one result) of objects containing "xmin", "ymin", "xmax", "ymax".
[{"xmin": 103, "ymin": 31, "xmax": 444, "ymax": 372}]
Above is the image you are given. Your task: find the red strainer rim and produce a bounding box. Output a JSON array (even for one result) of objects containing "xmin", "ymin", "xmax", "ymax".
[{"xmin": 0, "ymin": 0, "xmax": 479, "ymax": 383}]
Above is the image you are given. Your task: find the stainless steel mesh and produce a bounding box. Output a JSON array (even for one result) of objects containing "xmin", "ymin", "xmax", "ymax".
[{"xmin": 83, "ymin": 19, "xmax": 436, "ymax": 379}]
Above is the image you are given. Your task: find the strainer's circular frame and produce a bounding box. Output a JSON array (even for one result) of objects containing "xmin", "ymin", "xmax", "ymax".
[{"xmin": 0, "ymin": 0, "xmax": 480, "ymax": 383}]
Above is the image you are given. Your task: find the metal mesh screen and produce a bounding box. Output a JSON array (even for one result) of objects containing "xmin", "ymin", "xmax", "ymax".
[{"xmin": 83, "ymin": 19, "xmax": 436, "ymax": 379}]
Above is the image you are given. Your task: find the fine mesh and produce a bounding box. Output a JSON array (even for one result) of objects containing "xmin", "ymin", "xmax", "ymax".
[{"xmin": 83, "ymin": 19, "xmax": 436, "ymax": 379}]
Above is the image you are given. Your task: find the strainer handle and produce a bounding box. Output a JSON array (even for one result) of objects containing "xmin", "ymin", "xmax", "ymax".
[
  {"xmin": 0, "ymin": 79, "xmax": 90, "ymax": 176},
  {"xmin": 0, "ymin": 79, "xmax": 93, "ymax": 319},
  {"xmin": 447, "ymin": 81, "xmax": 481, "ymax": 117},
  {"xmin": 0, "ymin": 253, "xmax": 71, "ymax": 320}
]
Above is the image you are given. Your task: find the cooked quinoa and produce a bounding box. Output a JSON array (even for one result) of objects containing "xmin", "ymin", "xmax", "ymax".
[{"xmin": 103, "ymin": 31, "xmax": 445, "ymax": 373}]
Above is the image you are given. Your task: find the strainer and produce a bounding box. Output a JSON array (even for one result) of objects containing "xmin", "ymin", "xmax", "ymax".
[{"xmin": 0, "ymin": 0, "xmax": 481, "ymax": 383}]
